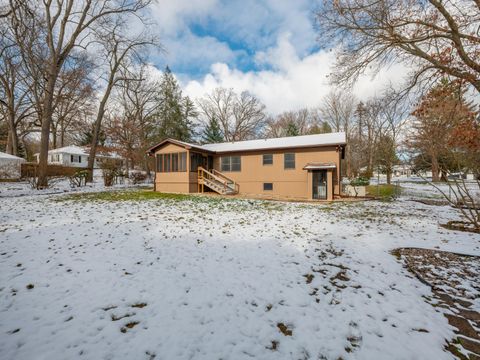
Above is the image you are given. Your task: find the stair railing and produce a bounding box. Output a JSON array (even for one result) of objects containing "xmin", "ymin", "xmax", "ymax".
[{"xmin": 198, "ymin": 167, "xmax": 237, "ymax": 194}]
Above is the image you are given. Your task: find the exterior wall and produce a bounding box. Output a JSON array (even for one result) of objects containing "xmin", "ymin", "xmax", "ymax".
[
  {"xmin": 213, "ymin": 146, "xmax": 341, "ymax": 200},
  {"xmin": 154, "ymin": 143, "xmax": 190, "ymax": 193},
  {"xmin": 153, "ymin": 143, "xmax": 342, "ymax": 200}
]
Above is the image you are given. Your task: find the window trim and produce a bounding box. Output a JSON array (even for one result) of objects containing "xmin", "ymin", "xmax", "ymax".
[
  {"xmin": 262, "ymin": 154, "xmax": 273, "ymax": 166},
  {"xmin": 284, "ymin": 153, "xmax": 295, "ymax": 169}
]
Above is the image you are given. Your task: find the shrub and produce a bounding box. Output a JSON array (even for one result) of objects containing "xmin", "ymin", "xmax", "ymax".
[
  {"xmin": 350, "ymin": 176, "xmax": 370, "ymax": 186},
  {"xmin": 129, "ymin": 171, "xmax": 147, "ymax": 185},
  {"xmin": 99, "ymin": 159, "xmax": 124, "ymax": 187},
  {"xmin": 69, "ymin": 170, "xmax": 89, "ymax": 187}
]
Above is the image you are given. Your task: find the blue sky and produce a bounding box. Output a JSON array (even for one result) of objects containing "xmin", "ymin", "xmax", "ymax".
[{"xmin": 148, "ymin": 0, "xmax": 407, "ymax": 114}]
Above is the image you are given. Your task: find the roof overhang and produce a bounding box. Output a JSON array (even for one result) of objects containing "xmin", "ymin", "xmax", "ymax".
[
  {"xmin": 303, "ymin": 162, "xmax": 337, "ymax": 170},
  {"xmin": 146, "ymin": 138, "xmax": 214, "ymax": 156}
]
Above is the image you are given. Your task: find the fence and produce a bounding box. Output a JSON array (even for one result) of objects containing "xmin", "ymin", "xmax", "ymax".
[{"xmin": 21, "ymin": 163, "xmax": 81, "ymax": 178}]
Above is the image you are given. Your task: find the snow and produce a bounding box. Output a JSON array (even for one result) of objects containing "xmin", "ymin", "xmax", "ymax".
[
  {"xmin": 43, "ymin": 145, "xmax": 87, "ymax": 156},
  {"xmin": 0, "ymin": 152, "xmax": 25, "ymax": 161},
  {"xmin": 201, "ymin": 132, "xmax": 346, "ymax": 152},
  {"xmin": 0, "ymin": 182, "xmax": 479, "ymax": 360}
]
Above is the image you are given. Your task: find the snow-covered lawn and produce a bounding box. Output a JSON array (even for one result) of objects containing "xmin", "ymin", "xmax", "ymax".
[{"xmin": 1, "ymin": 186, "xmax": 479, "ymax": 360}]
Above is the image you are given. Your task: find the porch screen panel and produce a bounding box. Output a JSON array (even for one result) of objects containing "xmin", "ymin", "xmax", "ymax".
[
  {"xmin": 172, "ymin": 153, "xmax": 178, "ymax": 172},
  {"xmin": 180, "ymin": 152, "xmax": 187, "ymax": 172},
  {"xmin": 165, "ymin": 153, "xmax": 171, "ymax": 172},
  {"xmin": 156, "ymin": 154, "xmax": 163, "ymax": 172}
]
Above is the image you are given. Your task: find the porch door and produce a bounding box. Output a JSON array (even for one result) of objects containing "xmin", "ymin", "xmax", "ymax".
[{"xmin": 312, "ymin": 170, "xmax": 327, "ymax": 200}]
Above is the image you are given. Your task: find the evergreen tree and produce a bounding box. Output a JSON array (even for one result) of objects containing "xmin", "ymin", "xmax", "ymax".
[
  {"xmin": 202, "ymin": 117, "xmax": 224, "ymax": 143},
  {"xmin": 155, "ymin": 66, "xmax": 196, "ymax": 142},
  {"xmin": 285, "ymin": 121, "xmax": 299, "ymax": 136}
]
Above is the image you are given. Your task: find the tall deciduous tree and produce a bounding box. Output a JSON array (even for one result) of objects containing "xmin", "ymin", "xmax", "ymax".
[
  {"xmin": 198, "ymin": 87, "xmax": 266, "ymax": 141},
  {"xmin": 409, "ymin": 79, "xmax": 476, "ymax": 182},
  {"xmin": 86, "ymin": 20, "xmax": 157, "ymax": 181},
  {"xmin": 316, "ymin": 0, "xmax": 480, "ymax": 93},
  {"xmin": 8, "ymin": 0, "xmax": 151, "ymax": 188}
]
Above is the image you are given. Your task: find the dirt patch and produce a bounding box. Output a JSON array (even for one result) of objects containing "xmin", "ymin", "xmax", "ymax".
[
  {"xmin": 412, "ymin": 199, "xmax": 450, "ymax": 206},
  {"xmin": 131, "ymin": 302, "xmax": 147, "ymax": 308},
  {"xmin": 277, "ymin": 323, "xmax": 293, "ymax": 336},
  {"xmin": 393, "ymin": 247, "xmax": 480, "ymax": 359},
  {"xmin": 120, "ymin": 321, "xmax": 139, "ymax": 333},
  {"xmin": 440, "ymin": 221, "xmax": 480, "ymax": 234}
]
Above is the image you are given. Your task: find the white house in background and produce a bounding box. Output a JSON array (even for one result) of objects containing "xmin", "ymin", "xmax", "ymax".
[
  {"xmin": 0, "ymin": 151, "xmax": 26, "ymax": 179},
  {"xmin": 34, "ymin": 146, "xmax": 122, "ymax": 168}
]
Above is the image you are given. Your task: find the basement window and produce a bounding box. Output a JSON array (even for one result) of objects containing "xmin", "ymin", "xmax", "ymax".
[{"xmin": 263, "ymin": 183, "xmax": 273, "ymax": 191}]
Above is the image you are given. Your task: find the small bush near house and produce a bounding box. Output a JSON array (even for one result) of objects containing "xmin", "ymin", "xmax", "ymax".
[
  {"xmin": 69, "ymin": 170, "xmax": 89, "ymax": 187},
  {"xmin": 366, "ymin": 184, "xmax": 401, "ymax": 200},
  {"xmin": 99, "ymin": 159, "xmax": 124, "ymax": 187},
  {"xmin": 129, "ymin": 171, "xmax": 147, "ymax": 185},
  {"xmin": 350, "ymin": 177, "xmax": 370, "ymax": 186}
]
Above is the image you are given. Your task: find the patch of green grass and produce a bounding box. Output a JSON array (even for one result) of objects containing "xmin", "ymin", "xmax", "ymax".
[
  {"xmin": 56, "ymin": 190, "xmax": 194, "ymax": 202},
  {"xmin": 366, "ymin": 184, "xmax": 401, "ymax": 200}
]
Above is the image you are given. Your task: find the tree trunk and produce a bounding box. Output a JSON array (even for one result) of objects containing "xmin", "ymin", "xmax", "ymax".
[
  {"xmin": 51, "ymin": 125, "xmax": 57, "ymax": 149},
  {"xmin": 386, "ymin": 170, "xmax": 392, "ymax": 185},
  {"xmin": 87, "ymin": 94, "xmax": 109, "ymax": 182},
  {"xmin": 6, "ymin": 109, "xmax": 19, "ymax": 156},
  {"xmin": 431, "ymin": 155, "xmax": 440, "ymax": 182}
]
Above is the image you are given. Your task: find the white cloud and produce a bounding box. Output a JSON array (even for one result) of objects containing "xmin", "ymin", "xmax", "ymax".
[
  {"xmin": 183, "ymin": 35, "xmax": 410, "ymax": 115},
  {"xmin": 149, "ymin": 0, "xmax": 218, "ymax": 35}
]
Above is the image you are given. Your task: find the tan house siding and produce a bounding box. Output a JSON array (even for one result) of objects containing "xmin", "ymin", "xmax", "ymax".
[
  {"xmin": 154, "ymin": 143, "xmax": 190, "ymax": 193},
  {"xmin": 213, "ymin": 146, "xmax": 341, "ymax": 200},
  {"xmin": 151, "ymin": 140, "xmax": 343, "ymax": 201}
]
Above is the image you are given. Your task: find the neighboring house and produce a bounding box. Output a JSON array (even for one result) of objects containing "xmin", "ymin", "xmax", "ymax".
[
  {"xmin": 34, "ymin": 146, "xmax": 122, "ymax": 169},
  {"xmin": 0, "ymin": 151, "xmax": 26, "ymax": 179},
  {"xmin": 147, "ymin": 133, "xmax": 346, "ymax": 201}
]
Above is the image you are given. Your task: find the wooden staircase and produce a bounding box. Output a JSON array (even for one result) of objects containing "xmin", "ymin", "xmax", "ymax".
[{"xmin": 198, "ymin": 167, "xmax": 239, "ymax": 195}]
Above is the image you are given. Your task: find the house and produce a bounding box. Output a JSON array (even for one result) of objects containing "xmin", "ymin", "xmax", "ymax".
[
  {"xmin": 0, "ymin": 151, "xmax": 26, "ymax": 179},
  {"xmin": 147, "ymin": 133, "xmax": 346, "ymax": 201},
  {"xmin": 34, "ymin": 146, "xmax": 122, "ymax": 169}
]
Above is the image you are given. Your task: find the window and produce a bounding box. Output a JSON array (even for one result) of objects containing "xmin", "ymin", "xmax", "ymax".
[
  {"xmin": 156, "ymin": 152, "xmax": 187, "ymax": 172},
  {"xmin": 263, "ymin": 154, "xmax": 273, "ymax": 165},
  {"xmin": 221, "ymin": 156, "xmax": 241, "ymax": 172},
  {"xmin": 71, "ymin": 155, "xmax": 81, "ymax": 163},
  {"xmin": 284, "ymin": 153, "xmax": 295, "ymax": 169},
  {"xmin": 263, "ymin": 183, "xmax": 273, "ymax": 191}
]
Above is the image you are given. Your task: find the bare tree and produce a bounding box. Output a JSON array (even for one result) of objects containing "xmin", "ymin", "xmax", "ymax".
[
  {"xmin": 106, "ymin": 65, "xmax": 159, "ymax": 173},
  {"xmin": 0, "ymin": 8, "xmax": 35, "ymax": 155},
  {"xmin": 85, "ymin": 22, "xmax": 157, "ymax": 181},
  {"xmin": 8, "ymin": 0, "xmax": 151, "ymax": 188},
  {"xmin": 51, "ymin": 55, "xmax": 95, "ymax": 148},
  {"xmin": 198, "ymin": 88, "xmax": 266, "ymax": 141},
  {"xmin": 316, "ymin": 0, "xmax": 480, "ymax": 94},
  {"xmin": 320, "ymin": 90, "xmax": 357, "ymax": 177}
]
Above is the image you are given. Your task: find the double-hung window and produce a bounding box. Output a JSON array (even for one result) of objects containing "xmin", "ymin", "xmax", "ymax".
[
  {"xmin": 221, "ymin": 156, "xmax": 241, "ymax": 172},
  {"xmin": 263, "ymin": 154, "xmax": 273, "ymax": 165},
  {"xmin": 284, "ymin": 153, "xmax": 295, "ymax": 169}
]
